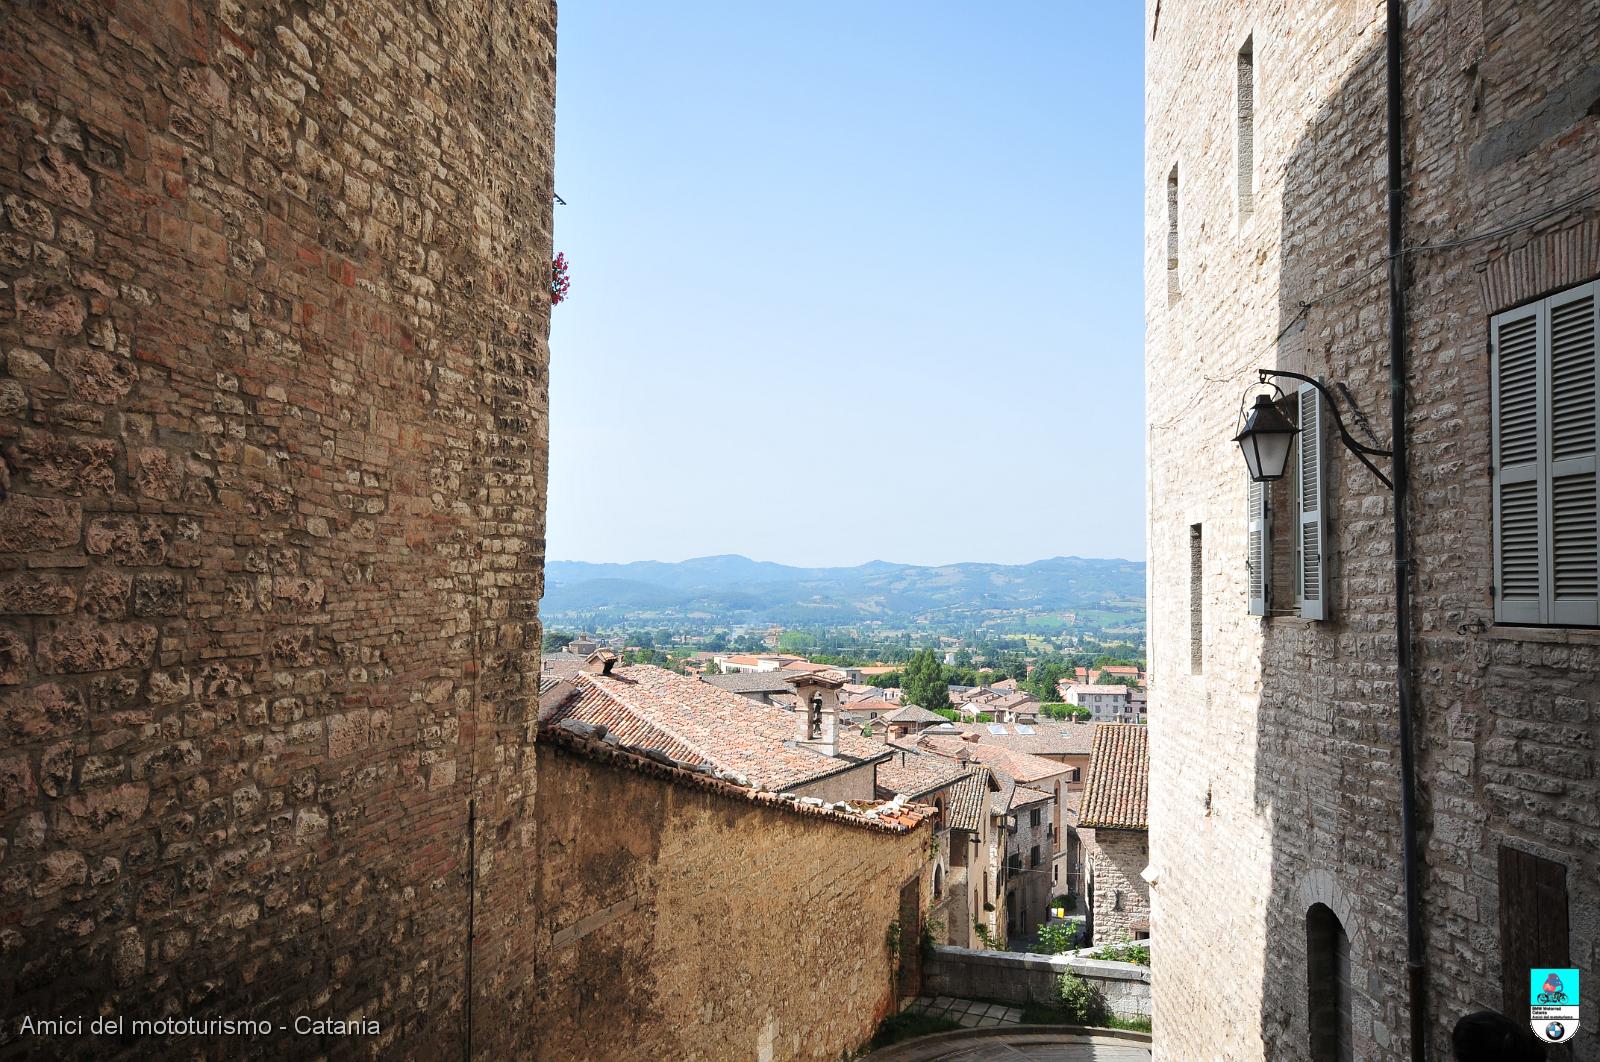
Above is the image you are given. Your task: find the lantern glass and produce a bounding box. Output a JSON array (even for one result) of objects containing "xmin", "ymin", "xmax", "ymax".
[{"xmin": 1233, "ymin": 394, "xmax": 1298, "ymax": 482}]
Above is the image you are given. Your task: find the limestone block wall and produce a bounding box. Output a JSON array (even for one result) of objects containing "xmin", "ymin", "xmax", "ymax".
[
  {"xmin": 0, "ymin": 1, "xmax": 555, "ymax": 1058},
  {"xmin": 533, "ymin": 735, "xmax": 932, "ymax": 1062},
  {"xmin": 921, "ymin": 945, "xmax": 1152, "ymax": 1020},
  {"xmin": 1146, "ymin": 0, "xmax": 1599, "ymax": 1059},
  {"xmin": 1086, "ymin": 829, "xmax": 1148, "ymax": 946}
]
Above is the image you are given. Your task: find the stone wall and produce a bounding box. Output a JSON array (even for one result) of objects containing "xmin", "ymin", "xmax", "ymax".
[
  {"xmin": 1146, "ymin": 0, "xmax": 1599, "ymax": 1059},
  {"xmin": 921, "ymin": 945, "xmax": 1151, "ymax": 1020},
  {"xmin": 0, "ymin": 1, "xmax": 555, "ymax": 1058},
  {"xmin": 1086, "ymin": 829, "xmax": 1148, "ymax": 946},
  {"xmin": 533, "ymin": 733, "xmax": 933, "ymax": 1062}
]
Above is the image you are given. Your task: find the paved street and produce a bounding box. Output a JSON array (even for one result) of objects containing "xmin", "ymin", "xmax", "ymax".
[{"xmin": 867, "ymin": 1027, "xmax": 1152, "ymax": 1060}]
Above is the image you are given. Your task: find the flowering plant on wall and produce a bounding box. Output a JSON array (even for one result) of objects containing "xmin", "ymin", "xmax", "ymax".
[{"xmin": 550, "ymin": 252, "xmax": 571, "ymax": 305}]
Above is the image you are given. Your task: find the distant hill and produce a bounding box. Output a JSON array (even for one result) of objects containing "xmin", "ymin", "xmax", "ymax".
[{"xmin": 542, "ymin": 554, "xmax": 1146, "ymax": 635}]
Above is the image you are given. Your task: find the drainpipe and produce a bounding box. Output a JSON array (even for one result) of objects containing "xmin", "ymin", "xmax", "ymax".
[{"xmin": 1384, "ymin": 1, "xmax": 1427, "ymax": 1059}]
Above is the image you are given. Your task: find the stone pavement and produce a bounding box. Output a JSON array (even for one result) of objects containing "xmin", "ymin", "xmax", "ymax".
[
  {"xmin": 867, "ymin": 1025, "xmax": 1152, "ymax": 1060},
  {"xmin": 907, "ymin": 995, "xmax": 1024, "ymax": 1027}
]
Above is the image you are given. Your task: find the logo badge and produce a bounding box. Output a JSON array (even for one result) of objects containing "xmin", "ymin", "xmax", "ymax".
[{"xmin": 1530, "ymin": 968, "xmax": 1580, "ymax": 1043}]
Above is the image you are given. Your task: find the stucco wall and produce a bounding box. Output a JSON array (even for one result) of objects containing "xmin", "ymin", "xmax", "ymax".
[
  {"xmin": 0, "ymin": 1, "xmax": 555, "ymax": 1059},
  {"xmin": 534, "ymin": 739, "xmax": 932, "ymax": 1062}
]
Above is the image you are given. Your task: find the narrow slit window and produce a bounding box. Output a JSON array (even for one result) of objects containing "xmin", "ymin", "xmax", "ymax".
[
  {"xmin": 1237, "ymin": 38, "xmax": 1254, "ymax": 217},
  {"xmin": 1167, "ymin": 165, "xmax": 1180, "ymax": 302},
  {"xmin": 1190, "ymin": 523, "xmax": 1203, "ymax": 673}
]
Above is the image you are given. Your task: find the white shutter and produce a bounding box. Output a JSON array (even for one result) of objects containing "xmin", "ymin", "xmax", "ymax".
[
  {"xmin": 1297, "ymin": 381, "xmax": 1327, "ymax": 620},
  {"xmin": 1492, "ymin": 301, "xmax": 1547, "ymax": 624},
  {"xmin": 1546, "ymin": 281, "xmax": 1598, "ymax": 625},
  {"xmin": 1247, "ymin": 477, "xmax": 1268, "ymax": 615}
]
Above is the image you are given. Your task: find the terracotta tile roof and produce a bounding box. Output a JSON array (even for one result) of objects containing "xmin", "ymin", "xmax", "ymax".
[
  {"xmin": 912, "ymin": 735, "xmax": 1071, "ymax": 785},
  {"xmin": 995, "ymin": 691, "xmax": 1039, "ymax": 709},
  {"xmin": 843, "ymin": 698, "xmax": 901, "ymax": 715},
  {"xmin": 1102, "ymin": 666, "xmax": 1142, "ymax": 676},
  {"xmin": 540, "ymin": 665, "xmax": 880, "ymax": 791},
  {"xmin": 945, "ymin": 767, "xmax": 996, "ymax": 832},
  {"xmin": 540, "ymin": 723, "xmax": 935, "ymax": 834},
  {"xmin": 541, "ymin": 652, "xmax": 585, "ymax": 679},
  {"xmin": 954, "ymin": 720, "xmax": 1096, "ymax": 756},
  {"xmin": 856, "ymin": 666, "xmax": 899, "ymax": 676},
  {"xmin": 1068, "ymin": 684, "xmax": 1132, "ymax": 697},
  {"xmin": 722, "ymin": 654, "xmax": 765, "ymax": 666},
  {"xmin": 779, "ymin": 660, "xmax": 833, "ymax": 673},
  {"xmin": 883, "ymin": 704, "xmax": 949, "ymax": 725},
  {"xmin": 875, "ymin": 748, "xmax": 973, "ymax": 801},
  {"xmin": 701, "ymin": 672, "xmax": 795, "ymax": 694},
  {"xmin": 1010, "ymin": 785, "xmax": 1053, "ymax": 811},
  {"xmin": 1079, "ymin": 724, "xmax": 1148, "ymax": 830}
]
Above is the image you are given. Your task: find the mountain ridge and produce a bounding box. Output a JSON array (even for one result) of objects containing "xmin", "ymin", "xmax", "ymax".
[{"xmin": 542, "ymin": 554, "xmax": 1146, "ymax": 635}]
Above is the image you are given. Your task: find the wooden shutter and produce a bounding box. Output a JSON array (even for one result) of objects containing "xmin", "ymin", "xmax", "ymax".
[
  {"xmin": 1248, "ymin": 478, "xmax": 1269, "ymax": 615},
  {"xmin": 1297, "ymin": 382, "xmax": 1327, "ymax": 620},
  {"xmin": 1492, "ymin": 301, "xmax": 1546, "ymax": 624},
  {"xmin": 1546, "ymin": 281, "xmax": 1598, "ymax": 625},
  {"xmin": 1498, "ymin": 845, "xmax": 1570, "ymax": 1017}
]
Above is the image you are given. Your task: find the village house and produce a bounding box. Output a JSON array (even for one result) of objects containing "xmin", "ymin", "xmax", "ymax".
[
  {"xmin": 1146, "ymin": 2, "xmax": 1598, "ymax": 1057},
  {"xmin": 941, "ymin": 766, "xmax": 1010, "ymax": 949},
  {"xmin": 903, "ymin": 733, "xmax": 1075, "ymax": 942},
  {"xmin": 699, "ymin": 669, "xmax": 799, "ymax": 707},
  {"xmin": 1079, "ymin": 724, "xmax": 1150, "ymax": 947},
  {"xmin": 1065, "ymin": 682, "xmax": 1137, "ymax": 723}
]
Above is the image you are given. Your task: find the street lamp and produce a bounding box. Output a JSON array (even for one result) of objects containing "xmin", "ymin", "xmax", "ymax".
[
  {"xmin": 1235, "ymin": 369, "xmax": 1395, "ymax": 491},
  {"xmin": 1232, "ymin": 393, "xmax": 1299, "ymax": 482}
]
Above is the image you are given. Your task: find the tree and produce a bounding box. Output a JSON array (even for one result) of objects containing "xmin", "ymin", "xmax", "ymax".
[
  {"xmin": 542, "ymin": 631, "xmax": 574, "ymax": 652},
  {"xmin": 901, "ymin": 649, "xmax": 950, "ymax": 711}
]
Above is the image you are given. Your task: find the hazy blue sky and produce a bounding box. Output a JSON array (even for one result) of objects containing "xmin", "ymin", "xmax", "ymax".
[{"xmin": 548, "ymin": 3, "xmax": 1145, "ymax": 567}]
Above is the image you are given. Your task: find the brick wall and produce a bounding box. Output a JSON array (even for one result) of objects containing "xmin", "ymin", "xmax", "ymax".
[
  {"xmin": 1146, "ymin": 0, "xmax": 1599, "ymax": 1059},
  {"xmin": 0, "ymin": 1, "xmax": 555, "ymax": 1058},
  {"xmin": 533, "ymin": 736, "xmax": 932, "ymax": 1062}
]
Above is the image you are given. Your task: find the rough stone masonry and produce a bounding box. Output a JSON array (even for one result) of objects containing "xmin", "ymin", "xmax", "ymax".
[{"xmin": 0, "ymin": 0, "xmax": 556, "ymax": 1058}]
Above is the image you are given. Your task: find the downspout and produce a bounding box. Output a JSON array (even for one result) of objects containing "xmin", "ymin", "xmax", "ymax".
[{"xmin": 1384, "ymin": 1, "xmax": 1427, "ymax": 1059}]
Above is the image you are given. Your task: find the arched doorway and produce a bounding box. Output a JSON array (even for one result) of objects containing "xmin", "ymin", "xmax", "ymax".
[{"xmin": 1306, "ymin": 902, "xmax": 1352, "ymax": 1062}]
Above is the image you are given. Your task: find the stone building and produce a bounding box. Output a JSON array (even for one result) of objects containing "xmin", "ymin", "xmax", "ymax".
[
  {"xmin": 0, "ymin": 0, "xmax": 556, "ymax": 1057},
  {"xmin": 0, "ymin": 4, "xmax": 948, "ymax": 1061},
  {"xmin": 1078, "ymin": 724, "xmax": 1149, "ymax": 947},
  {"xmin": 1146, "ymin": 1, "xmax": 1599, "ymax": 1059}
]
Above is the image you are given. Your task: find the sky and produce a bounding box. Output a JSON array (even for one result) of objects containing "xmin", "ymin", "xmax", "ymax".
[{"xmin": 548, "ymin": 3, "xmax": 1146, "ymax": 568}]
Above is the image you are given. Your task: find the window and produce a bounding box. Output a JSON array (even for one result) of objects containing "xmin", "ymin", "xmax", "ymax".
[
  {"xmin": 1237, "ymin": 37, "xmax": 1254, "ymax": 217},
  {"xmin": 1498, "ymin": 845, "xmax": 1570, "ymax": 1016},
  {"xmin": 1492, "ymin": 279, "xmax": 1599, "ymax": 625},
  {"xmin": 1030, "ymin": 844, "xmax": 1040, "ymax": 868},
  {"xmin": 1114, "ymin": 889, "xmax": 1124, "ymax": 912},
  {"xmin": 1306, "ymin": 904, "xmax": 1352, "ymax": 1062},
  {"xmin": 1030, "ymin": 808, "xmax": 1041, "ymax": 829},
  {"xmin": 1190, "ymin": 523, "xmax": 1204, "ymax": 672},
  {"xmin": 1297, "ymin": 382, "xmax": 1328, "ymax": 620},
  {"xmin": 1167, "ymin": 165, "xmax": 1180, "ymax": 303}
]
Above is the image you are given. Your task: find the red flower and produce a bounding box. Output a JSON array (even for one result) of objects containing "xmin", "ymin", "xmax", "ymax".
[{"xmin": 550, "ymin": 252, "xmax": 571, "ymax": 306}]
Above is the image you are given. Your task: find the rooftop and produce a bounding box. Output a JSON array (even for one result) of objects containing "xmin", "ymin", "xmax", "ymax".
[
  {"xmin": 541, "ymin": 721, "xmax": 934, "ymax": 834},
  {"xmin": 1079, "ymin": 723, "xmax": 1149, "ymax": 830},
  {"xmin": 701, "ymin": 672, "xmax": 796, "ymax": 694},
  {"xmin": 876, "ymin": 747, "xmax": 974, "ymax": 802},
  {"xmin": 1068, "ymin": 683, "xmax": 1133, "ymax": 697},
  {"xmin": 540, "ymin": 664, "xmax": 889, "ymax": 792},
  {"xmin": 954, "ymin": 719, "xmax": 1097, "ymax": 756},
  {"xmin": 911, "ymin": 734, "xmax": 1071, "ymax": 785},
  {"xmin": 945, "ymin": 766, "xmax": 998, "ymax": 832}
]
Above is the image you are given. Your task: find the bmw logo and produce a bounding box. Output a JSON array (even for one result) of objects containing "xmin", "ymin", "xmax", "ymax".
[{"xmin": 1545, "ymin": 1021, "xmax": 1566, "ymax": 1041}]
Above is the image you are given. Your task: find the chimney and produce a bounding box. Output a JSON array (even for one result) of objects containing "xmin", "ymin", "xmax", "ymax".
[
  {"xmin": 786, "ymin": 671, "xmax": 844, "ymax": 757},
  {"xmin": 584, "ymin": 649, "xmax": 618, "ymax": 676},
  {"xmin": 961, "ymin": 732, "xmax": 981, "ymax": 743}
]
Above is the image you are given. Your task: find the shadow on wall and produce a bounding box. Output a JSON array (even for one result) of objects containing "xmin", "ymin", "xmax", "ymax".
[{"xmin": 1253, "ymin": 28, "xmax": 1404, "ymax": 1062}]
